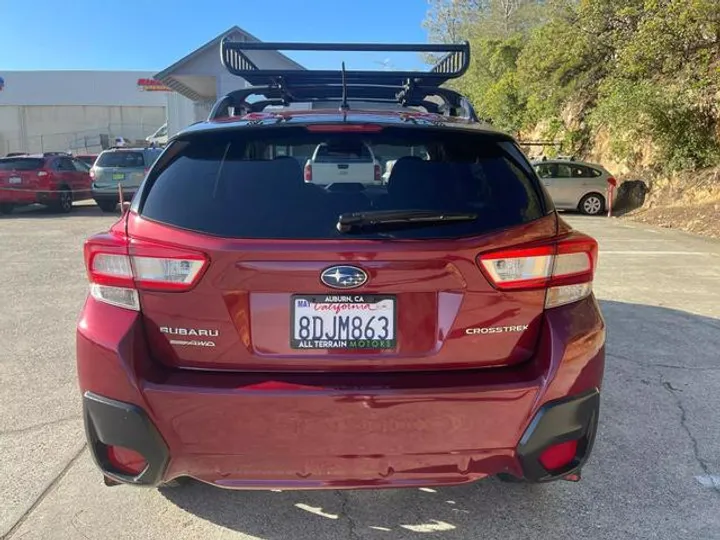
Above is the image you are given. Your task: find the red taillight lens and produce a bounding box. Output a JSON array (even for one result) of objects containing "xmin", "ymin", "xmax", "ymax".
[
  {"xmin": 607, "ymin": 176, "xmax": 617, "ymax": 187},
  {"xmin": 374, "ymin": 163, "xmax": 381, "ymax": 182},
  {"xmin": 84, "ymin": 233, "xmax": 208, "ymax": 310},
  {"xmin": 106, "ymin": 445, "xmax": 147, "ymax": 475},
  {"xmin": 37, "ymin": 171, "xmax": 48, "ymax": 177},
  {"xmin": 477, "ymin": 233, "xmax": 598, "ymax": 308},
  {"xmin": 538, "ymin": 439, "xmax": 578, "ymax": 471},
  {"xmin": 304, "ymin": 163, "xmax": 312, "ymax": 182}
]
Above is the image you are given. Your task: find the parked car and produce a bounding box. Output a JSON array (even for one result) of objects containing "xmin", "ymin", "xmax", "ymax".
[
  {"xmin": 77, "ymin": 41, "xmax": 604, "ymax": 490},
  {"xmin": 145, "ymin": 123, "xmax": 168, "ymax": 147},
  {"xmin": 75, "ymin": 154, "xmax": 99, "ymax": 167},
  {"xmin": 532, "ymin": 158, "xmax": 617, "ymax": 215},
  {"xmin": 90, "ymin": 147, "xmax": 163, "ymax": 212},
  {"xmin": 303, "ymin": 141, "xmax": 381, "ymax": 185},
  {"xmin": 0, "ymin": 153, "xmax": 91, "ymax": 214}
]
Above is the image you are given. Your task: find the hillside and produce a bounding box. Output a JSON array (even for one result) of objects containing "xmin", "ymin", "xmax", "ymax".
[{"xmin": 425, "ymin": 0, "xmax": 720, "ymax": 234}]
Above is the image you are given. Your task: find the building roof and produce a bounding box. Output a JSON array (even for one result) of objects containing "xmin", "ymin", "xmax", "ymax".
[{"xmin": 155, "ymin": 26, "xmax": 305, "ymax": 101}]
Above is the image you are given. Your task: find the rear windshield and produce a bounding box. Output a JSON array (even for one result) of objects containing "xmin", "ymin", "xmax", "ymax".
[
  {"xmin": 140, "ymin": 127, "xmax": 544, "ymax": 240},
  {"xmin": 96, "ymin": 151, "xmax": 145, "ymax": 168},
  {"xmin": 0, "ymin": 158, "xmax": 44, "ymax": 171}
]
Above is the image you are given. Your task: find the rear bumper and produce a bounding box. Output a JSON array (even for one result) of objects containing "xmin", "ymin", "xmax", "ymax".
[
  {"xmin": 77, "ymin": 295, "xmax": 605, "ymax": 489},
  {"xmin": 0, "ymin": 187, "xmax": 44, "ymax": 205},
  {"xmin": 92, "ymin": 187, "xmax": 135, "ymax": 202}
]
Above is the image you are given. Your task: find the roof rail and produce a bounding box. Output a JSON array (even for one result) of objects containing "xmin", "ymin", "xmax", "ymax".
[{"xmin": 220, "ymin": 41, "xmax": 470, "ymax": 87}]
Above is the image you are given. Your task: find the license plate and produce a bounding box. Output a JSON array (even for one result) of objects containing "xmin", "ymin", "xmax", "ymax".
[
  {"xmin": 112, "ymin": 173, "xmax": 125, "ymax": 180},
  {"xmin": 291, "ymin": 294, "xmax": 396, "ymax": 350},
  {"xmin": 8, "ymin": 176, "xmax": 21, "ymax": 184}
]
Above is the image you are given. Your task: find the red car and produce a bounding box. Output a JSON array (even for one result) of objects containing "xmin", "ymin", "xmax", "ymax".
[
  {"xmin": 0, "ymin": 152, "xmax": 91, "ymax": 214},
  {"xmin": 77, "ymin": 42, "xmax": 604, "ymax": 490}
]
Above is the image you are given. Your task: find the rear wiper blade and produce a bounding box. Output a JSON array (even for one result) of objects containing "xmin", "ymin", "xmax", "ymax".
[{"xmin": 337, "ymin": 209, "xmax": 477, "ymax": 233}]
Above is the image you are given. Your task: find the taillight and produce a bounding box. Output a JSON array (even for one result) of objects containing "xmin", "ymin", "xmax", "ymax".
[
  {"xmin": 37, "ymin": 171, "xmax": 48, "ymax": 177},
  {"xmin": 89, "ymin": 167, "xmax": 96, "ymax": 180},
  {"xmin": 477, "ymin": 233, "xmax": 598, "ymax": 308},
  {"xmin": 84, "ymin": 233, "xmax": 208, "ymax": 310},
  {"xmin": 374, "ymin": 163, "xmax": 381, "ymax": 182},
  {"xmin": 539, "ymin": 439, "xmax": 578, "ymax": 471},
  {"xmin": 106, "ymin": 445, "xmax": 147, "ymax": 475},
  {"xmin": 304, "ymin": 163, "xmax": 312, "ymax": 182},
  {"xmin": 607, "ymin": 176, "xmax": 617, "ymax": 187}
]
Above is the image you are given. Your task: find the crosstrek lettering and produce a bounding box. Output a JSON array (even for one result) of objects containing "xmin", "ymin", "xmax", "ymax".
[{"xmin": 465, "ymin": 325, "xmax": 530, "ymax": 335}]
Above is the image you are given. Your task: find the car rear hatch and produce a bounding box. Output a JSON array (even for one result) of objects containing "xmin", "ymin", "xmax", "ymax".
[
  {"xmin": 123, "ymin": 123, "xmax": 560, "ymax": 372},
  {"xmin": 0, "ymin": 157, "xmax": 45, "ymax": 190},
  {"xmin": 92, "ymin": 151, "xmax": 147, "ymax": 190}
]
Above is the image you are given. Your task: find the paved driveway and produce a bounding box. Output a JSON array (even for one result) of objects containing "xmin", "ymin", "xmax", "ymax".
[{"xmin": 1, "ymin": 204, "xmax": 719, "ymax": 539}]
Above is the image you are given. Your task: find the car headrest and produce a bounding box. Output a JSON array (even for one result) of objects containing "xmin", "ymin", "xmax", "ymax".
[{"xmin": 224, "ymin": 157, "xmax": 303, "ymax": 198}]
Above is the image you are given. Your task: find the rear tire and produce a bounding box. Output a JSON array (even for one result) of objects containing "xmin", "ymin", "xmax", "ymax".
[
  {"xmin": 579, "ymin": 193, "xmax": 605, "ymax": 216},
  {"xmin": 50, "ymin": 186, "xmax": 73, "ymax": 214},
  {"xmin": 0, "ymin": 203, "xmax": 14, "ymax": 215},
  {"xmin": 96, "ymin": 199, "xmax": 117, "ymax": 213}
]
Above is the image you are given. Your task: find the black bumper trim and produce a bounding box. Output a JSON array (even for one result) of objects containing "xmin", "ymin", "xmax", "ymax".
[
  {"xmin": 83, "ymin": 392, "xmax": 169, "ymax": 485},
  {"xmin": 517, "ymin": 389, "xmax": 600, "ymax": 482}
]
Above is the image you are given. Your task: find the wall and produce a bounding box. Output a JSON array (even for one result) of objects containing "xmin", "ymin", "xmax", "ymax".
[
  {"xmin": 0, "ymin": 71, "xmax": 167, "ymax": 154},
  {"xmin": 166, "ymin": 93, "xmax": 196, "ymax": 138},
  {"xmin": 1, "ymin": 105, "xmax": 166, "ymax": 154},
  {"xmin": 0, "ymin": 71, "xmax": 167, "ymax": 106}
]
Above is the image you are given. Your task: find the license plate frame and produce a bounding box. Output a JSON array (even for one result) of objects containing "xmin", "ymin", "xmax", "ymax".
[{"xmin": 290, "ymin": 294, "xmax": 397, "ymax": 350}]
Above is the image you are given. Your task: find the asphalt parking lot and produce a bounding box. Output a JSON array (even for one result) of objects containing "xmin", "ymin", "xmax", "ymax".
[{"xmin": 1, "ymin": 202, "xmax": 719, "ymax": 540}]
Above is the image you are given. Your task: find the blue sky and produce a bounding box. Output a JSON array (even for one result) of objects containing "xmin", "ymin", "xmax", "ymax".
[{"xmin": 0, "ymin": 0, "xmax": 432, "ymax": 72}]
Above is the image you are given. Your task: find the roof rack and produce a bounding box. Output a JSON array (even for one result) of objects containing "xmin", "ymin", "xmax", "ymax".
[
  {"xmin": 221, "ymin": 41, "xmax": 470, "ymax": 87},
  {"xmin": 212, "ymin": 41, "xmax": 476, "ymax": 121}
]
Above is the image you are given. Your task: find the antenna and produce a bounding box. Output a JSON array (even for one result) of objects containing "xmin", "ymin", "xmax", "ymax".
[{"xmin": 339, "ymin": 61, "xmax": 349, "ymax": 112}]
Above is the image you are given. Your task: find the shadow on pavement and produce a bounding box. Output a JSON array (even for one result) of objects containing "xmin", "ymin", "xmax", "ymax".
[
  {"xmin": 161, "ymin": 478, "xmax": 547, "ymax": 539},
  {"xmin": 157, "ymin": 299, "xmax": 719, "ymax": 539}
]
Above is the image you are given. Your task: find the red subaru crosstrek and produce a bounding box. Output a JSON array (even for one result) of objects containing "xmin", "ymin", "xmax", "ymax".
[
  {"xmin": 77, "ymin": 42, "xmax": 604, "ymax": 490},
  {"xmin": 0, "ymin": 152, "xmax": 91, "ymax": 214}
]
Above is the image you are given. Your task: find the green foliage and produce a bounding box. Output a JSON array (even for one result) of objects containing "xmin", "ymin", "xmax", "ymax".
[{"xmin": 423, "ymin": 0, "xmax": 720, "ymax": 171}]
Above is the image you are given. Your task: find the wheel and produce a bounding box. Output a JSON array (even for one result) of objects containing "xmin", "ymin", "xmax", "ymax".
[
  {"xmin": 51, "ymin": 186, "xmax": 73, "ymax": 213},
  {"xmin": 0, "ymin": 203, "xmax": 14, "ymax": 215},
  {"xmin": 579, "ymin": 193, "xmax": 605, "ymax": 215},
  {"xmin": 96, "ymin": 199, "xmax": 118, "ymax": 213}
]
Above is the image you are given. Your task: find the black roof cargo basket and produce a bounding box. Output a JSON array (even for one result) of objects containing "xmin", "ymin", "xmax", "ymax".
[
  {"xmin": 211, "ymin": 40, "xmax": 477, "ymax": 122},
  {"xmin": 221, "ymin": 41, "xmax": 470, "ymax": 87}
]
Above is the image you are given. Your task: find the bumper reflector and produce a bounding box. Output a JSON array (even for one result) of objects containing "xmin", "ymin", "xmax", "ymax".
[
  {"xmin": 538, "ymin": 439, "xmax": 578, "ymax": 471},
  {"xmin": 107, "ymin": 445, "xmax": 147, "ymax": 475}
]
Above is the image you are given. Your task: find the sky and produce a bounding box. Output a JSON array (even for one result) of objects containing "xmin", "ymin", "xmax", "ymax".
[{"xmin": 0, "ymin": 0, "xmax": 432, "ymax": 72}]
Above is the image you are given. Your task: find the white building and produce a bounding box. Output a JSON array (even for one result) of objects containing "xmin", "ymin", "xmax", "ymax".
[
  {"xmin": 0, "ymin": 26, "xmax": 304, "ymax": 156},
  {"xmin": 0, "ymin": 71, "xmax": 167, "ymax": 155}
]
